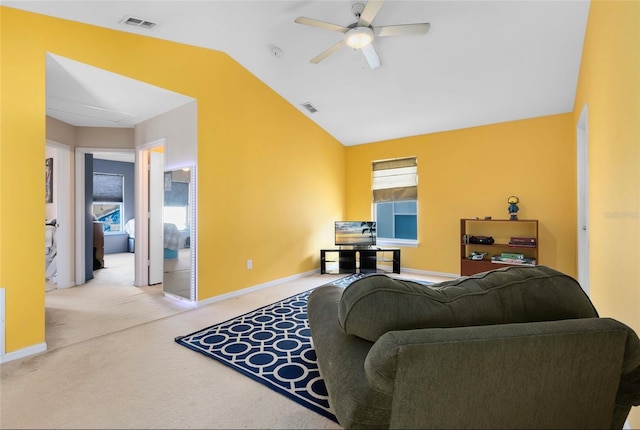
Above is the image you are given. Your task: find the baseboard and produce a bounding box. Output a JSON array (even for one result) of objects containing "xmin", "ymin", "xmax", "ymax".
[
  {"xmin": 0, "ymin": 342, "xmax": 47, "ymax": 364},
  {"xmin": 196, "ymin": 269, "xmax": 320, "ymax": 307},
  {"xmin": 400, "ymin": 267, "xmax": 459, "ymax": 279}
]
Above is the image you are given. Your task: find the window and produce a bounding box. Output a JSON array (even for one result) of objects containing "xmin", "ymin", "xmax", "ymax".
[
  {"xmin": 164, "ymin": 180, "xmax": 190, "ymax": 231},
  {"xmin": 93, "ymin": 172, "xmax": 124, "ymax": 233},
  {"xmin": 372, "ymin": 157, "xmax": 418, "ymax": 243},
  {"xmin": 163, "ymin": 206, "xmax": 188, "ymax": 231}
]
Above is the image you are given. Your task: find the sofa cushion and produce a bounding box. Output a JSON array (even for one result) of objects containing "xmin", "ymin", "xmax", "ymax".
[{"xmin": 338, "ymin": 266, "xmax": 599, "ymax": 342}]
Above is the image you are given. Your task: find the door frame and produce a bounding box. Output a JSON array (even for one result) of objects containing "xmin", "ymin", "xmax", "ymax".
[
  {"xmin": 577, "ymin": 104, "xmax": 590, "ymax": 295},
  {"xmin": 134, "ymin": 139, "xmax": 166, "ymax": 287},
  {"xmin": 148, "ymin": 150, "xmax": 164, "ymax": 285},
  {"xmin": 74, "ymin": 147, "xmax": 135, "ymax": 285},
  {"xmin": 46, "ymin": 140, "xmax": 73, "ymax": 288}
]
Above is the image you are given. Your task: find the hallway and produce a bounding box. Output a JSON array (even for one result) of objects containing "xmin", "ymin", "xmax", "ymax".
[{"xmin": 45, "ymin": 253, "xmax": 189, "ymax": 350}]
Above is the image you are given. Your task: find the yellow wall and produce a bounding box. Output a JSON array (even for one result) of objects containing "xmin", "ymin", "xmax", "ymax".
[
  {"xmin": 3, "ymin": 8, "xmax": 639, "ymax": 425},
  {"xmin": 574, "ymin": 1, "xmax": 640, "ymax": 424},
  {"xmin": 0, "ymin": 7, "xmax": 345, "ymax": 354},
  {"xmin": 345, "ymin": 114, "xmax": 577, "ymax": 276}
]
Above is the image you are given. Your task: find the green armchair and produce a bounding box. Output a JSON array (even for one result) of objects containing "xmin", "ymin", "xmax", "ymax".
[{"xmin": 308, "ymin": 266, "xmax": 640, "ymax": 428}]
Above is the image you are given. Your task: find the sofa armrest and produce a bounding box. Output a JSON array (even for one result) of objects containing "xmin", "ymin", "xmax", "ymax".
[
  {"xmin": 308, "ymin": 285, "xmax": 394, "ymax": 429},
  {"xmin": 364, "ymin": 318, "xmax": 630, "ymax": 429}
]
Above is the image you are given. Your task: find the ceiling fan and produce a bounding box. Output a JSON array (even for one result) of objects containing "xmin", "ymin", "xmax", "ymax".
[{"xmin": 295, "ymin": 0, "xmax": 430, "ymax": 70}]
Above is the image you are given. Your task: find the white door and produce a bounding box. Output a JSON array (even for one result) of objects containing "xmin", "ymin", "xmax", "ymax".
[
  {"xmin": 577, "ymin": 104, "xmax": 590, "ymax": 295},
  {"xmin": 52, "ymin": 143, "xmax": 73, "ymax": 288},
  {"xmin": 45, "ymin": 142, "xmax": 74, "ymax": 288},
  {"xmin": 148, "ymin": 151, "xmax": 164, "ymax": 285}
]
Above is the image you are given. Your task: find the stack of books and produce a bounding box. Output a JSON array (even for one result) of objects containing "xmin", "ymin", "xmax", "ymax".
[
  {"xmin": 492, "ymin": 252, "xmax": 536, "ymax": 266},
  {"xmin": 509, "ymin": 237, "xmax": 536, "ymax": 247}
]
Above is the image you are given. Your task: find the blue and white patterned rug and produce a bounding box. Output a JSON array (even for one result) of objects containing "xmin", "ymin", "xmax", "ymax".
[
  {"xmin": 174, "ymin": 274, "xmax": 432, "ymax": 422},
  {"xmin": 175, "ymin": 287, "xmax": 337, "ymax": 422}
]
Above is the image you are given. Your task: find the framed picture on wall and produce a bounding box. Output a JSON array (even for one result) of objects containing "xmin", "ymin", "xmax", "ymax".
[{"xmin": 45, "ymin": 157, "xmax": 53, "ymax": 203}]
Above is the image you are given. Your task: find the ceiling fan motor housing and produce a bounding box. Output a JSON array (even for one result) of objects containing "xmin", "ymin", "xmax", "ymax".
[{"xmin": 345, "ymin": 26, "xmax": 374, "ymax": 49}]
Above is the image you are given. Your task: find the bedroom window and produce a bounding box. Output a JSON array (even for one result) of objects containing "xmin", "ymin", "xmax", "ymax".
[
  {"xmin": 372, "ymin": 157, "xmax": 418, "ymax": 245},
  {"xmin": 93, "ymin": 172, "xmax": 124, "ymax": 233}
]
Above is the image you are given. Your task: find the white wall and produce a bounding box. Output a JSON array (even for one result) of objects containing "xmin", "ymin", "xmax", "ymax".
[
  {"xmin": 135, "ymin": 101, "xmax": 197, "ymax": 169},
  {"xmin": 76, "ymin": 127, "xmax": 134, "ymax": 149}
]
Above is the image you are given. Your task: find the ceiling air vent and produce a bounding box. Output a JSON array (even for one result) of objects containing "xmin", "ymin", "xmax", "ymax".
[
  {"xmin": 120, "ymin": 16, "xmax": 158, "ymax": 30},
  {"xmin": 301, "ymin": 102, "xmax": 318, "ymax": 114}
]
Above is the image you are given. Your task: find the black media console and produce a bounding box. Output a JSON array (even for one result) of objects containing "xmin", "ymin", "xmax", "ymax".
[{"xmin": 320, "ymin": 248, "xmax": 401, "ymax": 274}]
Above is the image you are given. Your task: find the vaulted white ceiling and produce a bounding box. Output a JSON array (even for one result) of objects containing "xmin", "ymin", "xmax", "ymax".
[{"xmin": 5, "ymin": 0, "xmax": 590, "ymax": 146}]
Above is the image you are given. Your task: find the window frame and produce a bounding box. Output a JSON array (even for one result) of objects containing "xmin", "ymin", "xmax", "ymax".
[
  {"xmin": 92, "ymin": 172, "xmax": 125, "ymax": 234},
  {"xmin": 374, "ymin": 200, "xmax": 419, "ymax": 247},
  {"xmin": 372, "ymin": 157, "xmax": 419, "ymax": 247}
]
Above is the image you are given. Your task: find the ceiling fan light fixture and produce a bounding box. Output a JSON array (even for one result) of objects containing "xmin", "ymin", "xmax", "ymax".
[{"xmin": 345, "ymin": 27, "xmax": 374, "ymax": 49}]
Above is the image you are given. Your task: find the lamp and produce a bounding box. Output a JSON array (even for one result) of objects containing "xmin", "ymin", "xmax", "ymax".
[{"xmin": 345, "ymin": 27, "xmax": 374, "ymax": 49}]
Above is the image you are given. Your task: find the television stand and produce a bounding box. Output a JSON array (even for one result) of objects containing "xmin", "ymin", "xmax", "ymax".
[{"xmin": 320, "ymin": 248, "xmax": 401, "ymax": 274}]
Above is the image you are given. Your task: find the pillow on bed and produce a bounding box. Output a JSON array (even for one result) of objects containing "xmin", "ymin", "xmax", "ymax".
[{"xmin": 337, "ymin": 266, "xmax": 598, "ymax": 343}]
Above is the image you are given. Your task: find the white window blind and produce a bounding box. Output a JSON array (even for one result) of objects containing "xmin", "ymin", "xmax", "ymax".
[{"xmin": 372, "ymin": 157, "xmax": 417, "ymax": 203}]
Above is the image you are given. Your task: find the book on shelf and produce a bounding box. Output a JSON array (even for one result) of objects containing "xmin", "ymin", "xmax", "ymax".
[
  {"xmin": 501, "ymin": 252, "xmax": 525, "ymax": 260},
  {"xmin": 509, "ymin": 237, "xmax": 536, "ymax": 247},
  {"xmin": 491, "ymin": 255, "xmax": 536, "ymax": 266},
  {"xmin": 509, "ymin": 236, "xmax": 536, "ymax": 244}
]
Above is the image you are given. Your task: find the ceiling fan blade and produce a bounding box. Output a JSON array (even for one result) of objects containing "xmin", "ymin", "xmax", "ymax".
[
  {"xmin": 358, "ymin": 0, "xmax": 384, "ymax": 26},
  {"xmin": 310, "ymin": 40, "xmax": 346, "ymax": 64},
  {"xmin": 361, "ymin": 44, "xmax": 381, "ymax": 70},
  {"xmin": 375, "ymin": 23, "xmax": 430, "ymax": 37},
  {"xmin": 295, "ymin": 17, "xmax": 348, "ymax": 33}
]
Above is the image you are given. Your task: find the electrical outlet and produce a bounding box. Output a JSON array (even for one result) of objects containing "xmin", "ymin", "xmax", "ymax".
[{"xmin": 247, "ymin": 259, "xmax": 253, "ymax": 269}]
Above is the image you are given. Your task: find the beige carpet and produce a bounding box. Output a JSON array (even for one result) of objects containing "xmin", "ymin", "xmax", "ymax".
[
  {"xmin": 44, "ymin": 252, "xmax": 189, "ymax": 351},
  {"xmin": 2, "ymin": 258, "xmax": 449, "ymax": 429}
]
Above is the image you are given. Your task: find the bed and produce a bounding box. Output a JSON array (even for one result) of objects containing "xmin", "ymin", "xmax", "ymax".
[{"xmin": 124, "ymin": 219, "xmax": 184, "ymax": 259}]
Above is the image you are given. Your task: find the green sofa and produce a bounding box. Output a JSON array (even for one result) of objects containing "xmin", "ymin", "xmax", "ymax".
[{"xmin": 308, "ymin": 266, "xmax": 640, "ymax": 429}]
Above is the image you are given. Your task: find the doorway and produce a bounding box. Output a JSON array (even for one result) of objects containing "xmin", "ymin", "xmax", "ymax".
[
  {"xmin": 74, "ymin": 148, "xmax": 137, "ymax": 286},
  {"xmin": 45, "ymin": 53, "xmax": 198, "ymax": 347},
  {"xmin": 45, "ymin": 146, "xmax": 191, "ymax": 350}
]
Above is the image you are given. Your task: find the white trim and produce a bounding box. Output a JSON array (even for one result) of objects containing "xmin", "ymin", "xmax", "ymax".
[
  {"xmin": 189, "ymin": 166, "xmax": 198, "ymax": 302},
  {"xmin": 194, "ymin": 266, "xmax": 457, "ymax": 296},
  {"xmin": 0, "ymin": 342, "xmax": 47, "ymax": 364},
  {"xmin": 377, "ymin": 238, "xmax": 419, "ymax": 248},
  {"xmin": 134, "ymin": 139, "xmax": 165, "ymax": 287},
  {"xmin": 196, "ymin": 269, "xmax": 319, "ymax": 308},
  {"xmin": 576, "ymin": 104, "xmax": 590, "ymax": 296},
  {"xmin": 400, "ymin": 267, "xmax": 458, "ymax": 279},
  {"xmin": 0, "ymin": 288, "xmax": 4, "ymax": 356},
  {"xmin": 163, "ymin": 292, "xmax": 198, "ymax": 308},
  {"xmin": 148, "ymin": 151, "xmax": 164, "ymax": 285},
  {"xmin": 74, "ymin": 149, "xmax": 87, "ymax": 284},
  {"xmin": 46, "ymin": 140, "xmax": 74, "ymax": 288}
]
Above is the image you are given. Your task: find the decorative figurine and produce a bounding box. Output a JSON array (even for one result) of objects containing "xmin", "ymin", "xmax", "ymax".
[{"xmin": 508, "ymin": 195, "xmax": 520, "ymax": 220}]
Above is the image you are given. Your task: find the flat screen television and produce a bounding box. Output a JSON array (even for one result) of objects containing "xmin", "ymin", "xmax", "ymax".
[{"xmin": 335, "ymin": 221, "xmax": 376, "ymax": 248}]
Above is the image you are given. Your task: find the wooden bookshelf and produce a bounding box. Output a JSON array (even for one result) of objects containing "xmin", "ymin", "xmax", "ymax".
[{"xmin": 460, "ymin": 218, "xmax": 538, "ymax": 276}]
